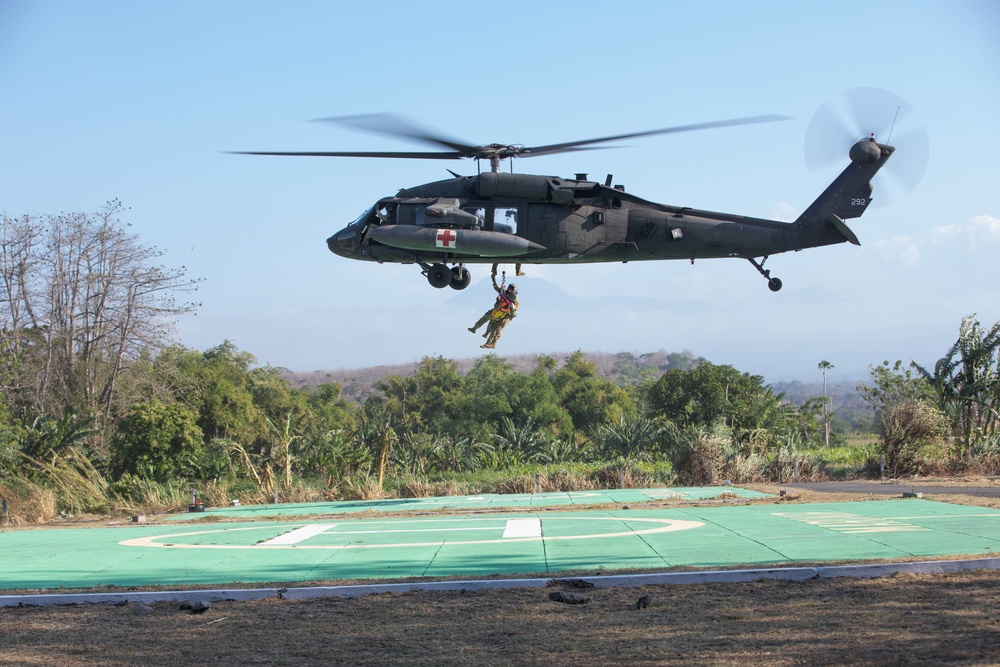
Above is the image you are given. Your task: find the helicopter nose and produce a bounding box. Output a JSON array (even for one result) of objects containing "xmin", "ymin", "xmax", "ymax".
[{"xmin": 326, "ymin": 227, "xmax": 359, "ymax": 256}]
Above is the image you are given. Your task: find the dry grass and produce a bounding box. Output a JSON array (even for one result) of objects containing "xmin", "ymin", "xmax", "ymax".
[
  {"xmin": 2, "ymin": 570, "xmax": 1000, "ymax": 666},
  {"xmin": 3, "ymin": 487, "xmax": 1000, "ymax": 666}
]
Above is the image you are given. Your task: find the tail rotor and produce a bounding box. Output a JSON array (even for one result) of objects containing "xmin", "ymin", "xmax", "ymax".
[{"xmin": 805, "ymin": 87, "xmax": 929, "ymax": 206}]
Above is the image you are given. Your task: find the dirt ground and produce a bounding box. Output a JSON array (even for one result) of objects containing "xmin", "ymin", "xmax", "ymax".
[
  {"xmin": 3, "ymin": 570, "xmax": 999, "ymax": 666},
  {"xmin": 3, "ymin": 484, "xmax": 1000, "ymax": 666}
]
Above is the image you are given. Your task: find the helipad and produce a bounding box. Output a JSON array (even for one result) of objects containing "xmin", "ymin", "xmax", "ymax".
[{"xmin": 2, "ymin": 497, "xmax": 999, "ymax": 591}]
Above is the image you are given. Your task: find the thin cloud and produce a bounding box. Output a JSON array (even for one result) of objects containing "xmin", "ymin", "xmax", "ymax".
[
  {"xmin": 970, "ymin": 215, "xmax": 1000, "ymax": 242},
  {"xmin": 873, "ymin": 235, "xmax": 921, "ymax": 266}
]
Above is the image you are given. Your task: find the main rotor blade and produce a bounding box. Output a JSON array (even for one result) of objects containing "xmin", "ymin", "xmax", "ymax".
[
  {"xmin": 235, "ymin": 113, "xmax": 789, "ymax": 163},
  {"xmin": 313, "ymin": 113, "xmax": 480, "ymax": 155},
  {"xmin": 521, "ymin": 114, "xmax": 790, "ymax": 157},
  {"xmin": 228, "ymin": 150, "xmax": 465, "ymax": 159}
]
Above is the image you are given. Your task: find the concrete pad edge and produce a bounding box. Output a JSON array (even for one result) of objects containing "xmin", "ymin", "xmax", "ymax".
[{"xmin": 4, "ymin": 557, "xmax": 999, "ymax": 608}]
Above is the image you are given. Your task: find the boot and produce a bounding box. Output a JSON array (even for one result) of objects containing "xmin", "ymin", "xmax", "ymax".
[
  {"xmin": 468, "ymin": 327, "xmax": 477, "ymax": 333},
  {"xmin": 481, "ymin": 343, "xmax": 495, "ymax": 349}
]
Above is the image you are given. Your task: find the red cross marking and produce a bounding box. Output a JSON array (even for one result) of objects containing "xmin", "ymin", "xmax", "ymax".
[{"xmin": 436, "ymin": 229, "xmax": 457, "ymax": 248}]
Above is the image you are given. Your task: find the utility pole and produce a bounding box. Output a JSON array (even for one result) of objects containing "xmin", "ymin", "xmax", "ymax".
[{"xmin": 818, "ymin": 360, "xmax": 834, "ymax": 447}]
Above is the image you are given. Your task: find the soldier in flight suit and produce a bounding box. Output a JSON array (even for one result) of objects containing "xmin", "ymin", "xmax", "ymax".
[{"xmin": 469, "ymin": 274, "xmax": 519, "ymax": 349}]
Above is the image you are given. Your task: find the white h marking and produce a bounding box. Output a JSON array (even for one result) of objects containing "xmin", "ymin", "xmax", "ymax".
[
  {"xmin": 259, "ymin": 524, "xmax": 336, "ymax": 546},
  {"xmin": 502, "ymin": 518, "xmax": 542, "ymax": 538}
]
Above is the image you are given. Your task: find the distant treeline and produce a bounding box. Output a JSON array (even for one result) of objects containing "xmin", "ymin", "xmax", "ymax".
[{"xmin": 284, "ymin": 350, "xmax": 875, "ymax": 430}]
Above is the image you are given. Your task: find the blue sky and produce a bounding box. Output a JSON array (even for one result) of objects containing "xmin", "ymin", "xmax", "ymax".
[{"xmin": 1, "ymin": 1, "xmax": 998, "ymax": 382}]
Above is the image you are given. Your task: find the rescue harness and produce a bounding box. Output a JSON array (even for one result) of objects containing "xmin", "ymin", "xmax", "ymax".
[{"xmin": 490, "ymin": 270, "xmax": 514, "ymax": 320}]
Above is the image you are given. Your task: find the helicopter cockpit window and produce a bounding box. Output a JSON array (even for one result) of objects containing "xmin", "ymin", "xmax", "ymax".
[{"xmin": 350, "ymin": 206, "xmax": 375, "ymax": 228}]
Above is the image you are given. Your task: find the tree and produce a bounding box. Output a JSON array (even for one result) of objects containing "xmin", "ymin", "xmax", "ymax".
[
  {"xmin": 647, "ymin": 362, "xmax": 779, "ymax": 433},
  {"xmin": 493, "ymin": 416, "xmax": 547, "ymax": 466},
  {"xmin": 265, "ymin": 413, "xmax": 300, "ymax": 489},
  {"xmin": 914, "ymin": 315, "xmax": 1000, "ymax": 458},
  {"xmin": 818, "ymin": 360, "xmax": 834, "ymax": 447},
  {"xmin": 356, "ymin": 404, "xmax": 398, "ymax": 490},
  {"xmin": 177, "ymin": 342, "xmax": 266, "ymax": 447},
  {"xmin": 18, "ymin": 411, "xmax": 97, "ymax": 464},
  {"xmin": 110, "ymin": 400, "xmax": 204, "ymax": 482},
  {"xmin": 858, "ymin": 360, "xmax": 934, "ymax": 412},
  {"xmin": 0, "ymin": 202, "xmax": 200, "ymax": 436},
  {"xmin": 858, "ymin": 360, "xmax": 948, "ymax": 475},
  {"xmin": 431, "ymin": 435, "xmax": 493, "ymax": 472},
  {"xmin": 551, "ymin": 351, "xmax": 634, "ymax": 433},
  {"xmin": 593, "ymin": 413, "xmax": 663, "ymax": 462},
  {"xmin": 374, "ymin": 356, "xmax": 463, "ymax": 433},
  {"xmin": 294, "ymin": 382, "xmax": 356, "ymax": 479}
]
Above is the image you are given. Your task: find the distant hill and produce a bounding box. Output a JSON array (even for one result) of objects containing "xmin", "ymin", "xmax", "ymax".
[
  {"xmin": 282, "ymin": 350, "xmax": 704, "ymax": 404},
  {"xmin": 772, "ymin": 378, "xmax": 874, "ymax": 431}
]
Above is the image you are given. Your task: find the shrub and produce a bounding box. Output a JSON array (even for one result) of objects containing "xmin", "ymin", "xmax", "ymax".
[
  {"xmin": 0, "ymin": 477, "xmax": 57, "ymax": 524},
  {"xmin": 878, "ymin": 399, "xmax": 948, "ymax": 477},
  {"xmin": 669, "ymin": 425, "xmax": 732, "ymax": 485}
]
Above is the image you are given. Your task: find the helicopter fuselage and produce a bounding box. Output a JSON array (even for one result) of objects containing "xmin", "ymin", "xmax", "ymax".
[{"xmin": 326, "ymin": 137, "xmax": 893, "ymax": 291}]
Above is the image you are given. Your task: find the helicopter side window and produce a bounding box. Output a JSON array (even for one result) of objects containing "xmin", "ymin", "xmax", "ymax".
[{"xmin": 495, "ymin": 207, "xmax": 517, "ymax": 234}]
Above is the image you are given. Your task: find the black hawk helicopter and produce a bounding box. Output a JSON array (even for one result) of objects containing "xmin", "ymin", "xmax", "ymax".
[{"xmin": 235, "ymin": 91, "xmax": 923, "ymax": 292}]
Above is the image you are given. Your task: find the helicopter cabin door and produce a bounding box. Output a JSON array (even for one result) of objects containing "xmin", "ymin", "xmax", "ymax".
[{"xmin": 525, "ymin": 204, "xmax": 627, "ymax": 257}]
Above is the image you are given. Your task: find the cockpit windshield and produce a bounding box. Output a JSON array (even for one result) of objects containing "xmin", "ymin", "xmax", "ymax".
[
  {"xmin": 350, "ymin": 206, "xmax": 375, "ymax": 228},
  {"xmin": 350, "ymin": 201, "xmax": 397, "ymax": 230}
]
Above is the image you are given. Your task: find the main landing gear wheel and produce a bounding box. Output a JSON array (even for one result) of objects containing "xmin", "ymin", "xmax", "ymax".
[
  {"xmin": 450, "ymin": 266, "xmax": 472, "ymax": 290},
  {"xmin": 427, "ymin": 263, "xmax": 452, "ymax": 289},
  {"xmin": 748, "ymin": 256, "xmax": 782, "ymax": 292}
]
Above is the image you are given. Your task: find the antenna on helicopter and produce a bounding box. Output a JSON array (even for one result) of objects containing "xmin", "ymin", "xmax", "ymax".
[{"xmin": 885, "ymin": 105, "xmax": 902, "ymax": 146}]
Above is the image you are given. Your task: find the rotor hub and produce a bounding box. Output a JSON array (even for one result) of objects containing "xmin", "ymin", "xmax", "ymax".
[{"xmin": 849, "ymin": 134, "xmax": 883, "ymax": 164}]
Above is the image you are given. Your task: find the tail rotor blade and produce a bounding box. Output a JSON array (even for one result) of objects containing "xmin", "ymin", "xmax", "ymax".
[{"xmin": 805, "ymin": 88, "xmax": 930, "ymax": 205}]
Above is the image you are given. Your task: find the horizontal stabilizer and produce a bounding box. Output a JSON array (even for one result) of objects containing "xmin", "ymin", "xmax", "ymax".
[{"xmin": 829, "ymin": 214, "xmax": 860, "ymax": 246}]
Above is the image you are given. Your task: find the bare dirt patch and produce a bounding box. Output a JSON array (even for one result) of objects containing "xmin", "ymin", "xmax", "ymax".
[{"xmin": 3, "ymin": 569, "xmax": 1000, "ymax": 666}]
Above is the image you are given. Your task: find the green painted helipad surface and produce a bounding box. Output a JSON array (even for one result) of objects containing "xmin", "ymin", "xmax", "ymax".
[
  {"xmin": 165, "ymin": 486, "xmax": 769, "ymax": 520},
  {"xmin": 2, "ymin": 498, "xmax": 1000, "ymax": 590}
]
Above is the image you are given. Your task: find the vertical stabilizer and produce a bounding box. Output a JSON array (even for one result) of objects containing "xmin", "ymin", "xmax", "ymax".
[{"xmin": 795, "ymin": 137, "xmax": 894, "ymax": 233}]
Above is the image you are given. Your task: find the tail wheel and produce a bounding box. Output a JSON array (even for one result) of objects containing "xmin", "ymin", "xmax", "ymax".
[
  {"xmin": 450, "ymin": 266, "xmax": 472, "ymax": 290},
  {"xmin": 768, "ymin": 277, "xmax": 783, "ymax": 292},
  {"xmin": 427, "ymin": 263, "xmax": 452, "ymax": 288}
]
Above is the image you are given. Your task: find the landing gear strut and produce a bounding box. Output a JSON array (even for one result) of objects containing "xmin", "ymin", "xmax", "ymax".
[
  {"xmin": 421, "ymin": 261, "xmax": 471, "ymax": 290},
  {"xmin": 748, "ymin": 256, "xmax": 782, "ymax": 292}
]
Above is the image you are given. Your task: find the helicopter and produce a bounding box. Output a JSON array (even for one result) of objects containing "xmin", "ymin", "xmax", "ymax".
[{"xmin": 235, "ymin": 95, "xmax": 917, "ymax": 292}]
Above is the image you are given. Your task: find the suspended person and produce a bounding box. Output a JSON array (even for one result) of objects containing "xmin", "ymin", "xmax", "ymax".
[{"xmin": 469, "ymin": 273, "xmax": 519, "ymax": 349}]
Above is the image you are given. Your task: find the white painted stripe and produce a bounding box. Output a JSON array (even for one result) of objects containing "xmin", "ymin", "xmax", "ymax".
[
  {"xmin": 841, "ymin": 527, "xmax": 930, "ymax": 533},
  {"xmin": 330, "ymin": 527, "xmax": 497, "ymax": 535},
  {"xmin": 503, "ymin": 518, "xmax": 542, "ymax": 539},
  {"xmin": 258, "ymin": 524, "xmax": 335, "ymax": 546}
]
